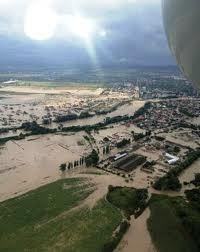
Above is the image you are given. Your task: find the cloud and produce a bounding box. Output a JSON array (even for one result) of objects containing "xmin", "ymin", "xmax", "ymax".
[
  {"xmin": 0, "ymin": 0, "xmax": 161, "ymax": 36},
  {"xmin": 0, "ymin": 0, "xmax": 175, "ymax": 68}
]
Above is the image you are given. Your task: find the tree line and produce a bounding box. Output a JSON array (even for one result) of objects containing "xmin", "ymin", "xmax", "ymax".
[
  {"xmin": 153, "ymin": 148, "xmax": 200, "ymax": 191},
  {"xmin": 0, "ymin": 102, "xmax": 151, "ymax": 145},
  {"xmin": 59, "ymin": 157, "xmax": 85, "ymax": 172},
  {"xmin": 59, "ymin": 149, "xmax": 100, "ymax": 172}
]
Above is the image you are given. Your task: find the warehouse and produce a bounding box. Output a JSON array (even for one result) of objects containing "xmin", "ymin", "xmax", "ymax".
[{"xmin": 113, "ymin": 153, "xmax": 146, "ymax": 172}]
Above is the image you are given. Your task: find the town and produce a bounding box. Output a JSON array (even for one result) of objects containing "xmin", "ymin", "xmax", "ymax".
[
  {"xmin": 0, "ymin": 69, "xmax": 200, "ymax": 252},
  {"xmin": 0, "ymin": 71, "xmax": 199, "ymax": 197}
]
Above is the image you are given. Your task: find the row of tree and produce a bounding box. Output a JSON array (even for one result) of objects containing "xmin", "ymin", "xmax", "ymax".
[
  {"xmin": 21, "ymin": 121, "xmax": 56, "ymax": 135},
  {"xmin": 103, "ymin": 145, "xmax": 110, "ymax": 154},
  {"xmin": 116, "ymin": 138, "xmax": 131, "ymax": 148},
  {"xmin": 85, "ymin": 149, "xmax": 99, "ymax": 167},
  {"xmin": 0, "ymin": 102, "xmax": 152, "ymax": 146},
  {"xmin": 61, "ymin": 103, "xmax": 152, "ymax": 134},
  {"xmin": 59, "ymin": 149, "xmax": 100, "ymax": 172},
  {"xmin": 59, "ymin": 157, "xmax": 85, "ymax": 172}
]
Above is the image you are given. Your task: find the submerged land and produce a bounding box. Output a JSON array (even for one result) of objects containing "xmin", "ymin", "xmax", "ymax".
[{"xmin": 0, "ymin": 68, "xmax": 200, "ymax": 252}]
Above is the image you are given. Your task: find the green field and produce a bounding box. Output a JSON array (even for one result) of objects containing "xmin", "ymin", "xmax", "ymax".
[
  {"xmin": 0, "ymin": 178, "xmax": 122, "ymax": 251},
  {"xmin": 107, "ymin": 186, "xmax": 148, "ymax": 216},
  {"xmin": 147, "ymin": 194, "xmax": 199, "ymax": 252}
]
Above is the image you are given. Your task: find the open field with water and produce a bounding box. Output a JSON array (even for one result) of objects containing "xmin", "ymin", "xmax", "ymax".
[
  {"xmin": 0, "ymin": 83, "xmax": 199, "ymax": 252},
  {"xmin": 0, "ymin": 178, "xmax": 122, "ymax": 252}
]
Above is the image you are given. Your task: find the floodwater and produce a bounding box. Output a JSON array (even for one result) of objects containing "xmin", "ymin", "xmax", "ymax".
[
  {"xmin": 63, "ymin": 101, "xmax": 144, "ymax": 127},
  {"xmin": 0, "ymin": 133, "xmax": 89, "ymax": 202},
  {"xmin": 0, "ymin": 129, "xmax": 25, "ymax": 139},
  {"xmin": 188, "ymin": 116, "xmax": 200, "ymax": 126},
  {"xmin": 180, "ymin": 159, "xmax": 200, "ymax": 183},
  {"xmin": 0, "ymin": 86, "xmax": 104, "ymax": 96},
  {"xmin": 0, "ymin": 95, "xmax": 146, "ymax": 203},
  {"xmin": 0, "ymin": 86, "xmax": 144, "ymax": 130},
  {"xmin": 161, "ymin": 133, "xmax": 199, "ymax": 149},
  {"xmin": 0, "ymin": 128, "xmax": 150, "ymax": 203},
  {"xmin": 116, "ymin": 208, "xmax": 156, "ymax": 252}
]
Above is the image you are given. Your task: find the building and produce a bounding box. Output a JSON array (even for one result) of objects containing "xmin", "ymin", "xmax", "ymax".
[
  {"xmin": 165, "ymin": 153, "xmax": 179, "ymax": 165},
  {"xmin": 113, "ymin": 153, "xmax": 146, "ymax": 172}
]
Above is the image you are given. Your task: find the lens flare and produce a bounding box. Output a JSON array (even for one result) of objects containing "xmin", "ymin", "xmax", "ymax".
[{"xmin": 24, "ymin": 2, "xmax": 57, "ymax": 41}]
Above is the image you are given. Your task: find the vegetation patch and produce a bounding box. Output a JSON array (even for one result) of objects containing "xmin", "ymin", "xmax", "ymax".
[
  {"xmin": 0, "ymin": 178, "xmax": 122, "ymax": 252},
  {"xmin": 116, "ymin": 138, "xmax": 130, "ymax": 148},
  {"xmin": 153, "ymin": 173, "xmax": 182, "ymax": 191},
  {"xmin": 0, "ymin": 133, "xmax": 25, "ymax": 145},
  {"xmin": 85, "ymin": 149, "xmax": 99, "ymax": 167},
  {"xmin": 102, "ymin": 220, "xmax": 130, "ymax": 252},
  {"xmin": 190, "ymin": 173, "xmax": 200, "ymax": 187},
  {"xmin": 148, "ymin": 194, "xmax": 199, "ymax": 252},
  {"xmin": 107, "ymin": 186, "xmax": 148, "ymax": 217},
  {"xmin": 21, "ymin": 121, "xmax": 57, "ymax": 135}
]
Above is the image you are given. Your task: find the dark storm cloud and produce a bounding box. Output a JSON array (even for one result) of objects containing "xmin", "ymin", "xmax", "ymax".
[
  {"xmin": 0, "ymin": 0, "xmax": 175, "ymax": 70},
  {"xmin": 93, "ymin": 2, "xmax": 174, "ymax": 66}
]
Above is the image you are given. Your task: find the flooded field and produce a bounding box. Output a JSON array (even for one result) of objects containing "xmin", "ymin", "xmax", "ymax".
[
  {"xmin": 1, "ymin": 85, "xmax": 199, "ymax": 252},
  {"xmin": 0, "ymin": 127, "xmax": 151, "ymax": 202},
  {"xmin": 0, "ymin": 85, "xmax": 146, "ymax": 202},
  {"xmin": 0, "ymin": 133, "xmax": 90, "ymax": 202},
  {"xmin": 180, "ymin": 159, "xmax": 200, "ymax": 183},
  {"xmin": 160, "ymin": 130, "xmax": 200, "ymax": 149},
  {"xmin": 0, "ymin": 86, "xmax": 144, "ymax": 129},
  {"xmin": 0, "ymin": 85, "xmax": 104, "ymax": 95}
]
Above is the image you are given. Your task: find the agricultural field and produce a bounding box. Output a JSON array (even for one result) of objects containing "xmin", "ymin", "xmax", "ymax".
[
  {"xmin": 0, "ymin": 178, "xmax": 122, "ymax": 252},
  {"xmin": 147, "ymin": 194, "xmax": 199, "ymax": 252}
]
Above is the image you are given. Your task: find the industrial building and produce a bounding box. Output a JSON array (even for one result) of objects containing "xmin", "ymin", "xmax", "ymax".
[{"xmin": 113, "ymin": 153, "xmax": 146, "ymax": 172}]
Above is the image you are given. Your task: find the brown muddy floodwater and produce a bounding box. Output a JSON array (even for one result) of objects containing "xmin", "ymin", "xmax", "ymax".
[
  {"xmin": 0, "ymin": 121, "xmax": 146, "ymax": 203},
  {"xmin": 0, "ymin": 133, "xmax": 89, "ymax": 202},
  {"xmin": 180, "ymin": 159, "xmax": 200, "ymax": 183},
  {"xmin": 116, "ymin": 208, "xmax": 156, "ymax": 252},
  {"xmin": 179, "ymin": 159, "xmax": 200, "ymax": 193}
]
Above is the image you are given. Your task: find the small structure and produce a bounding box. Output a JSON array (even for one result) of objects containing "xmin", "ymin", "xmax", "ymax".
[
  {"xmin": 113, "ymin": 152, "xmax": 128, "ymax": 161},
  {"xmin": 2, "ymin": 79, "xmax": 18, "ymax": 85},
  {"xmin": 165, "ymin": 153, "xmax": 179, "ymax": 165}
]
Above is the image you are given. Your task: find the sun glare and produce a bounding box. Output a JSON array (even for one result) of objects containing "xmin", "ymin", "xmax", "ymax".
[
  {"xmin": 99, "ymin": 30, "xmax": 107, "ymax": 37},
  {"xmin": 68, "ymin": 15, "xmax": 95, "ymax": 40},
  {"xmin": 24, "ymin": 3, "xmax": 57, "ymax": 41}
]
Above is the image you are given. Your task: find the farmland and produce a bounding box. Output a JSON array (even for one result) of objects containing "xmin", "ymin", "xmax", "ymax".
[
  {"xmin": 147, "ymin": 194, "xmax": 199, "ymax": 252},
  {"xmin": 0, "ymin": 178, "xmax": 122, "ymax": 252}
]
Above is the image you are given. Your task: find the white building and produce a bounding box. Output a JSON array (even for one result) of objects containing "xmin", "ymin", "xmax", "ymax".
[{"xmin": 165, "ymin": 153, "xmax": 179, "ymax": 165}]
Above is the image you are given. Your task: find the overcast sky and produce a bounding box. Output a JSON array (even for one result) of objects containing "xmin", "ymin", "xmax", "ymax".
[{"xmin": 0, "ymin": 0, "xmax": 175, "ymax": 70}]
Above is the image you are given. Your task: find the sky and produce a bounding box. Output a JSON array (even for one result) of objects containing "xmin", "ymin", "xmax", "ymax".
[{"xmin": 0, "ymin": 0, "xmax": 175, "ymax": 71}]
